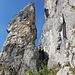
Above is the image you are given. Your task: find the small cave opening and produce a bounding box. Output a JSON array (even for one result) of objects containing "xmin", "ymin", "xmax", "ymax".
[
  {"xmin": 44, "ymin": 8, "xmax": 49, "ymax": 18},
  {"xmin": 38, "ymin": 48, "xmax": 49, "ymax": 67}
]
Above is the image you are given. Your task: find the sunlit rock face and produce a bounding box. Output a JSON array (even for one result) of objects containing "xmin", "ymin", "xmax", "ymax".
[
  {"xmin": 0, "ymin": 2, "xmax": 38, "ymax": 75},
  {"xmin": 39, "ymin": 0, "xmax": 75, "ymax": 75}
]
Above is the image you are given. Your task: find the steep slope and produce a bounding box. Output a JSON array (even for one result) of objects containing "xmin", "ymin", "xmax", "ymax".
[
  {"xmin": 39, "ymin": 0, "xmax": 75, "ymax": 75},
  {"xmin": 0, "ymin": 2, "xmax": 38, "ymax": 75}
]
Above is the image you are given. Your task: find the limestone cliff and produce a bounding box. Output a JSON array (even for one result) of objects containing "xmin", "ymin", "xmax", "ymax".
[
  {"xmin": 0, "ymin": 2, "xmax": 38, "ymax": 75},
  {"xmin": 39, "ymin": 0, "xmax": 75, "ymax": 75},
  {"xmin": 0, "ymin": 0, "xmax": 75, "ymax": 75}
]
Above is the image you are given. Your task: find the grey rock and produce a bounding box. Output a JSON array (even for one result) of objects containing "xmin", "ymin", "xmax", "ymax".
[
  {"xmin": 0, "ymin": 2, "xmax": 38, "ymax": 75},
  {"xmin": 69, "ymin": 0, "xmax": 75, "ymax": 6},
  {"xmin": 57, "ymin": 67, "xmax": 70, "ymax": 75},
  {"xmin": 39, "ymin": 0, "xmax": 75, "ymax": 75}
]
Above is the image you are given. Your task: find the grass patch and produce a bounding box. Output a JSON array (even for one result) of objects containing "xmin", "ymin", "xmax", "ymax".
[
  {"xmin": 37, "ymin": 64, "xmax": 59, "ymax": 75},
  {"xmin": 48, "ymin": 65, "xmax": 59, "ymax": 75},
  {"xmin": 64, "ymin": 62, "xmax": 71, "ymax": 67},
  {"xmin": 72, "ymin": 6, "xmax": 75, "ymax": 10},
  {"xmin": 67, "ymin": 0, "xmax": 75, "ymax": 10},
  {"xmin": 25, "ymin": 68, "xmax": 34, "ymax": 75},
  {"xmin": 69, "ymin": 67, "xmax": 75, "ymax": 75},
  {"xmin": 25, "ymin": 61, "xmax": 60, "ymax": 75},
  {"xmin": 64, "ymin": 62, "xmax": 75, "ymax": 74}
]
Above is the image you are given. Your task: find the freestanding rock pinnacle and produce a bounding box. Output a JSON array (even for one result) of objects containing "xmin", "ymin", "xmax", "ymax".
[{"xmin": 0, "ymin": 2, "xmax": 38, "ymax": 75}]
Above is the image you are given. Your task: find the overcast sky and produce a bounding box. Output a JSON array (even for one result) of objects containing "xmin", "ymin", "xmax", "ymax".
[{"xmin": 0, "ymin": 0, "xmax": 44, "ymax": 50}]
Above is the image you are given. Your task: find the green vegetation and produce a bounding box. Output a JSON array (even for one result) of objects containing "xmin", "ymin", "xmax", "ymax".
[
  {"xmin": 64, "ymin": 62, "xmax": 71, "ymax": 67},
  {"xmin": 69, "ymin": 67, "xmax": 75, "ymax": 75},
  {"xmin": 25, "ymin": 61, "xmax": 75, "ymax": 75},
  {"xmin": 37, "ymin": 60, "xmax": 59, "ymax": 75},
  {"xmin": 67, "ymin": 0, "xmax": 75, "ymax": 10},
  {"xmin": 37, "ymin": 60, "xmax": 48, "ymax": 75},
  {"xmin": 25, "ymin": 60, "xmax": 59, "ymax": 75},
  {"xmin": 71, "ymin": 6, "xmax": 75, "ymax": 10},
  {"xmin": 64, "ymin": 62, "xmax": 75, "ymax": 75},
  {"xmin": 25, "ymin": 68, "xmax": 34, "ymax": 75},
  {"xmin": 48, "ymin": 65, "xmax": 59, "ymax": 75}
]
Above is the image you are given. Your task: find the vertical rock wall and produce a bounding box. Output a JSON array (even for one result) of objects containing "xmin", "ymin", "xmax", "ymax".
[{"xmin": 39, "ymin": 0, "xmax": 75, "ymax": 75}]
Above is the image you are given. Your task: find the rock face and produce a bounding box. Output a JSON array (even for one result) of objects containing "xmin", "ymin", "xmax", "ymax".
[
  {"xmin": 0, "ymin": 0, "xmax": 75, "ymax": 75},
  {"xmin": 39, "ymin": 0, "xmax": 75, "ymax": 75},
  {"xmin": 0, "ymin": 2, "xmax": 38, "ymax": 75}
]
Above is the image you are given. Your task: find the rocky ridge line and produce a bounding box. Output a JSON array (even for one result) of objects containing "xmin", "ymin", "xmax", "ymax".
[{"xmin": 0, "ymin": 2, "xmax": 38, "ymax": 75}]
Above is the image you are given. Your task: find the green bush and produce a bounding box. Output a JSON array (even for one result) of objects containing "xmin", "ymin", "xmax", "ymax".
[
  {"xmin": 69, "ymin": 67, "xmax": 75, "ymax": 75},
  {"xmin": 72, "ymin": 6, "xmax": 75, "ymax": 10},
  {"xmin": 25, "ymin": 60, "xmax": 59, "ymax": 75},
  {"xmin": 37, "ymin": 60, "xmax": 48, "ymax": 75},
  {"xmin": 25, "ymin": 68, "xmax": 34, "ymax": 75}
]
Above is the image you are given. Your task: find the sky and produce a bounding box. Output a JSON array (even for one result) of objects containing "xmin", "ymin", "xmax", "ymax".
[{"xmin": 0, "ymin": 0, "xmax": 44, "ymax": 50}]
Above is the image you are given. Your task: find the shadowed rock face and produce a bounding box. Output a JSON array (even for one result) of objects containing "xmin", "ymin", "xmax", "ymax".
[
  {"xmin": 39, "ymin": 0, "xmax": 75, "ymax": 75},
  {"xmin": 0, "ymin": 2, "xmax": 38, "ymax": 75}
]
